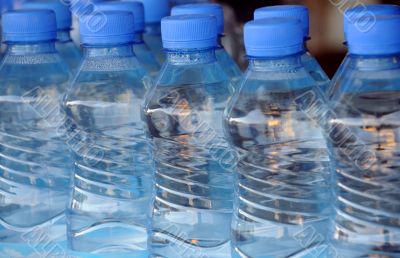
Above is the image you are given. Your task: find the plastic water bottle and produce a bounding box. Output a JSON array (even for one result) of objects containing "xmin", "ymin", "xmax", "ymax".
[
  {"xmin": 138, "ymin": 0, "xmax": 170, "ymax": 64},
  {"xmin": 224, "ymin": 18, "xmax": 332, "ymax": 258},
  {"xmin": 64, "ymin": 11, "xmax": 152, "ymax": 257},
  {"xmin": 0, "ymin": 10, "xmax": 72, "ymax": 257},
  {"xmin": 328, "ymin": 4, "xmax": 400, "ymax": 98},
  {"xmin": 23, "ymin": 1, "xmax": 82, "ymax": 71},
  {"xmin": 96, "ymin": 1, "xmax": 160, "ymax": 77},
  {"xmin": 143, "ymin": 14, "xmax": 233, "ymax": 258},
  {"xmin": 327, "ymin": 15, "xmax": 400, "ymax": 257},
  {"xmin": 254, "ymin": 5, "xmax": 330, "ymax": 92},
  {"xmin": 171, "ymin": 3, "xmax": 242, "ymax": 85}
]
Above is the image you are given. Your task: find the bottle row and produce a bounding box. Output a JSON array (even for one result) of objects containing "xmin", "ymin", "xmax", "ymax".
[{"xmin": 0, "ymin": 2, "xmax": 399, "ymax": 258}]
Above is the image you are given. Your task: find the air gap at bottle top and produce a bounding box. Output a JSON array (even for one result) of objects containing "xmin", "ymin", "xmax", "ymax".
[
  {"xmin": 23, "ymin": 0, "xmax": 82, "ymax": 71},
  {"xmin": 254, "ymin": 5, "xmax": 331, "ymax": 92},
  {"xmin": 327, "ymin": 14, "xmax": 400, "ymax": 258},
  {"xmin": 143, "ymin": 14, "xmax": 234, "ymax": 258},
  {"xmin": 0, "ymin": 9, "xmax": 72, "ymax": 257},
  {"xmin": 224, "ymin": 17, "xmax": 332, "ymax": 258},
  {"xmin": 64, "ymin": 10, "xmax": 152, "ymax": 258},
  {"xmin": 171, "ymin": 3, "xmax": 242, "ymax": 86}
]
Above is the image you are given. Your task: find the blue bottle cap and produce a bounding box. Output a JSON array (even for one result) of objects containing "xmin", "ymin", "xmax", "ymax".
[
  {"xmin": 2, "ymin": 10, "xmax": 57, "ymax": 42},
  {"xmin": 97, "ymin": 1, "xmax": 145, "ymax": 32},
  {"xmin": 244, "ymin": 18, "xmax": 304, "ymax": 57},
  {"xmin": 347, "ymin": 15, "xmax": 400, "ymax": 55},
  {"xmin": 171, "ymin": 3, "xmax": 224, "ymax": 35},
  {"xmin": 137, "ymin": 0, "xmax": 169, "ymax": 24},
  {"xmin": 23, "ymin": 1, "xmax": 72, "ymax": 30},
  {"xmin": 344, "ymin": 4, "xmax": 400, "ymax": 37},
  {"xmin": 254, "ymin": 5, "xmax": 309, "ymax": 38},
  {"xmin": 161, "ymin": 14, "xmax": 217, "ymax": 50},
  {"xmin": 80, "ymin": 11, "xmax": 135, "ymax": 45}
]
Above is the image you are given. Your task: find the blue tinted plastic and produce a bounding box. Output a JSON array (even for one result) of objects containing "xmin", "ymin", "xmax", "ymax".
[
  {"xmin": 143, "ymin": 47, "xmax": 234, "ymax": 258},
  {"xmin": 65, "ymin": 43, "xmax": 152, "ymax": 257},
  {"xmin": 0, "ymin": 40, "xmax": 72, "ymax": 257},
  {"xmin": 143, "ymin": 23, "xmax": 165, "ymax": 64},
  {"xmin": 225, "ymin": 54, "xmax": 332, "ymax": 257},
  {"xmin": 327, "ymin": 53, "xmax": 400, "ymax": 257},
  {"xmin": 133, "ymin": 34, "xmax": 160, "ymax": 77},
  {"xmin": 56, "ymin": 30, "xmax": 81, "ymax": 71}
]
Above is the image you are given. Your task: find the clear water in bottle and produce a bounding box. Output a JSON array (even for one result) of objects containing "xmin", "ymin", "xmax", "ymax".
[
  {"xmin": 0, "ymin": 10, "xmax": 72, "ymax": 257},
  {"xmin": 327, "ymin": 15, "xmax": 400, "ymax": 258},
  {"xmin": 64, "ymin": 11, "xmax": 152, "ymax": 257},
  {"xmin": 225, "ymin": 18, "xmax": 331, "ymax": 258},
  {"xmin": 143, "ymin": 15, "xmax": 234, "ymax": 258}
]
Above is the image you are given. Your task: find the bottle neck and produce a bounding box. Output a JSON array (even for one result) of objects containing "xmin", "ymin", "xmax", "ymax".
[
  {"xmin": 5, "ymin": 41, "xmax": 57, "ymax": 55},
  {"xmin": 165, "ymin": 48, "xmax": 217, "ymax": 65},
  {"xmin": 145, "ymin": 23, "xmax": 161, "ymax": 35},
  {"xmin": 82, "ymin": 43, "xmax": 135, "ymax": 58},
  {"xmin": 348, "ymin": 53, "xmax": 400, "ymax": 70},
  {"xmin": 57, "ymin": 29, "xmax": 73, "ymax": 43},
  {"xmin": 248, "ymin": 54, "xmax": 303, "ymax": 71}
]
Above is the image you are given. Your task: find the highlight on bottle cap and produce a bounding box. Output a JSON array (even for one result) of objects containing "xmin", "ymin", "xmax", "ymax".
[
  {"xmin": 161, "ymin": 14, "xmax": 218, "ymax": 50},
  {"xmin": 80, "ymin": 11, "xmax": 135, "ymax": 45},
  {"xmin": 254, "ymin": 5, "xmax": 309, "ymax": 38},
  {"xmin": 171, "ymin": 3, "xmax": 224, "ymax": 35},
  {"xmin": 347, "ymin": 14, "xmax": 400, "ymax": 55},
  {"xmin": 96, "ymin": 1, "xmax": 145, "ymax": 32},
  {"xmin": 2, "ymin": 9, "xmax": 57, "ymax": 42},
  {"xmin": 244, "ymin": 17, "xmax": 304, "ymax": 57}
]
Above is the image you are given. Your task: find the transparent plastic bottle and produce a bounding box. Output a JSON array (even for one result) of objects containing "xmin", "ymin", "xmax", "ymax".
[
  {"xmin": 97, "ymin": 1, "xmax": 160, "ymax": 78},
  {"xmin": 24, "ymin": 1, "xmax": 82, "ymax": 71},
  {"xmin": 224, "ymin": 18, "xmax": 331, "ymax": 258},
  {"xmin": 171, "ymin": 3, "xmax": 242, "ymax": 85},
  {"xmin": 143, "ymin": 14, "xmax": 233, "ymax": 258},
  {"xmin": 327, "ymin": 4, "xmax": 400, "ymax": 98},
  {"xmin": 327, "ymin": 15, "xmax": 400, "ymax": 257},
  {"xmin": 138, "ymin": 0, "xmax": 170, "ymax": 64},
  {"xmin": 0, "ymin": 10, "xmax": 72, "ymax": 257},
  {"xmin": 64, "ymin": 11, "xmax": 152, "ymax": 257},
  {"xmin": 254, "ymin": 5, "xmax": 331, "ymax": 92}
]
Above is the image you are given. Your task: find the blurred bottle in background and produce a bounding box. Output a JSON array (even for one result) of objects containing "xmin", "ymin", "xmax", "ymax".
[
  {"xmin": 327, "ymin": 14, "xmax": 400, "ymax": 258},
  {"xmin": 97, "ymin": 1, "xmax": 160, "ymax": 78},
  {"xmin": 68, "ymin": 0, "xmax": 106, "ymax": 47},
  {"xmin": 171, "ymin": 3, "xmax": 242, "ymax": 86},
  {"xmin": 65, "ymin": 11, "xmax": 152, "ymax": 258},
  {"xmin": 23, "ymin": 0, "xmax": 82, "ymax": 71},
  {"xmin": 225, "ymin": 18, "xmax": 331, "ymax": 258},
  {"xmin": 254, "ymin": 5, "xmax": 331, "ymax": 92},
  {"xmin": 0, "ymin": 10, "xmax": 72, "ymax": 257},
  {"xmin": 138, "ymin": 0, "xmax": 170, "ymax": 64},
  {"xmin": 144, "ymin": 14, "xmax": 234, "ymax": 258}
]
